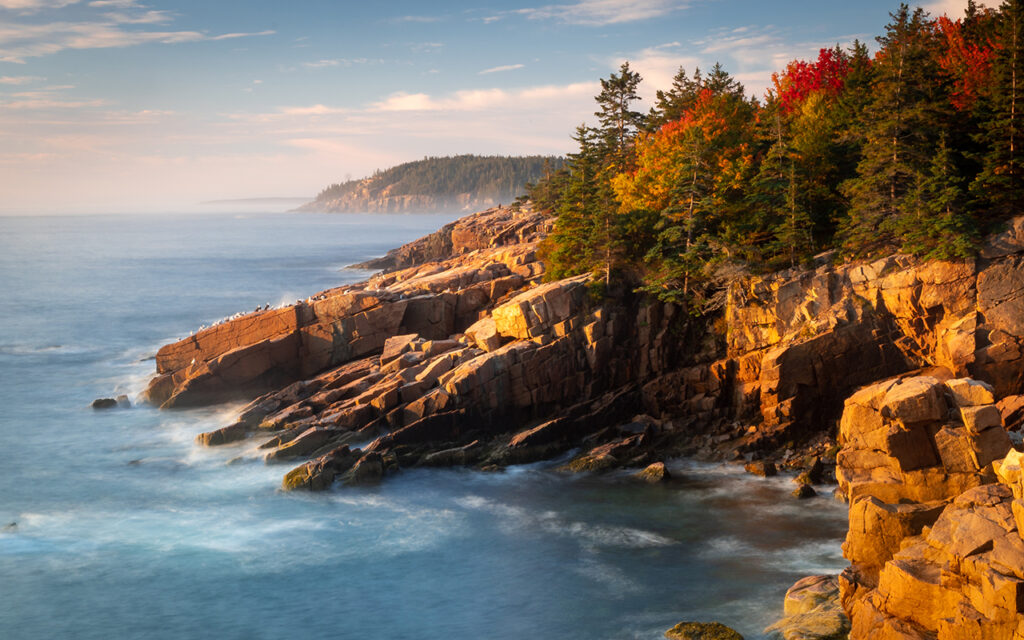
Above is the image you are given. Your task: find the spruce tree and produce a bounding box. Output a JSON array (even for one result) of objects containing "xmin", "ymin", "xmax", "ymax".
[
  {"xmin": 594, "ymin": 62, "xmax": 645, "ymax": 170},
  {"xmin": 840, "ymin": 4, "xmax": 951, "ymax": 256},
  {"xmin": 971, "ymin": 0, "xmax": 1024, "ymax": 219}
]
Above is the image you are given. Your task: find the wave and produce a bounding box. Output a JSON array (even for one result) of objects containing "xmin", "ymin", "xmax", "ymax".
[
  {"xmin": 455, "ymin": 494, "xmax": 675, "ymax": 550},
  {"xmin": 0, "ymin": 342, "xmax": 97, "ymax": 357}
]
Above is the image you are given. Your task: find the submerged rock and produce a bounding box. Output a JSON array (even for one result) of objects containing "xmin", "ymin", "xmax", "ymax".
[
  {"xmin": 792, "ymin": 484, "xmax": 816, "ymax": 499},
  {"xmin": 636, "ymin": 461, "xmax": 672, "ymax": 483},
  {"xmin": 665, "ymin": 621, "xmax": 744, "ymax": 640},
  {"xmin": 91, "ymin": 397, "xmax": 117, "ymax": 409},
  {"xmin": 744, "ymin": 461, "xmax": 777, "ymax": 477}
]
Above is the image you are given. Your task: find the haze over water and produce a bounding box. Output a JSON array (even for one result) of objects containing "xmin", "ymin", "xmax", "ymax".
[{"xmin": 0, "ymin": 212, "xmax": 848, "ymax": 639}]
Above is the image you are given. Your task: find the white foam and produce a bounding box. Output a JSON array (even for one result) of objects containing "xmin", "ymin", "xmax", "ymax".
[
  {"xmin": 574, "ymin": 556, "xmax": 643, "ymax": 596},
  {"xmin": 456, "ymin": 494, "xmax": 675, "ymax": 550}
]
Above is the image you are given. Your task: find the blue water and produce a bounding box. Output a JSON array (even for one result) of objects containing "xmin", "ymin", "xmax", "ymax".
[{"xmin": 0, "ymin": 212, "xmax": 848, "ymax": 640}]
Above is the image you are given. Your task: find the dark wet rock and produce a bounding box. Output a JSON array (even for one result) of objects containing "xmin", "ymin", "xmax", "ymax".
[
  {"xmin": 342, "ymin": 452, "xmax": 385, "ymax": 486},
  {"xmin": 196, "ymin": 421, "xmax": 248, "ymax": 446},
  {"xmin": 792, "ymin": 484, "xmax": 816, "ymax": 499},
  {"xmin": 91, "ymin": 398, "xmax": 117, "ymax": 409},
  {"xmin": 665, "ymin": 621, "xmax": 744, "ymax": 640},
  {"xmin": 744, "ymin": 461, "xmax": 778, "ymax": 477},
  {"xmin": 282, "ymin": 445, "xmax": 360, "ymax": 491},
  {"xmin": 635, "ymin": 461, "xmax": 671, "ymax": 483}
]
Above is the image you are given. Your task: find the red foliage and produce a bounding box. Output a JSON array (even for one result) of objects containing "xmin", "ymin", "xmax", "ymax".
[
  {"xmin": 771, "ymin": 48, "xmax": 852, "ymax": 113},
  {"xmin": 935, "ymin": 16, "xmax": 994, "ymax": 111}
]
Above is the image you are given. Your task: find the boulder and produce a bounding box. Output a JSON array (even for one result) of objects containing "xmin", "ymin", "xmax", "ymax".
[
  {"xmin": 381, "ymin": 333, "xmax": 420, "ymax": 364},
  {"xmin": 282, "ymin": 446, "xmax": 359, "ymax": 491},
  {"xmin": 960, "ymin": 404, "xmax": 1002, "ymax": 434},
  {"xmin": 792, "ymin": 484, "xmax": 816, "ymax": 499},
  {"xmin": 464, "ymin": 316, "xmax": 503, "ymax": 352},
  {"xmin": 946, "ymin": 378, "xmax": 997, "ymax": 407},
  {"xmin": 91, "ymin": 398, "xmax": 117, "ymax": 409},
  {"xmin": 636, "ymin": 461, "xmax": 671, "ymax": 484},
  {"xmin": 765, "ymin": 575, "xmax": 850, "ymax": 640},
  {"xmin": 195, "ymin": 421, "xmax": 249, "ymax": 446},
  {"xmin": 342, "ymin": 452, "xmax": 385, "ymax": 486},
  {"xmin": 880, "ymin": 377, "xmax": 945, "ymax": 424},
  {"xmin": 665, "ymin": 621, "xmax": 744, "ymax": 640},
  {"xmin": 263, "ymin": 426, "xmax": 336, "ymax": 462},
  {"xmin": 745, "ymin": 461, "xmax": 778, "ymax": 477}
]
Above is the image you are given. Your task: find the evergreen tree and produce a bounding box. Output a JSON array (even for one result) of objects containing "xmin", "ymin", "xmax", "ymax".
[
  {"xmin": 542, "ymin": 125, "xmax": 602, "ymax": 280},
  {"xmin": 898, "ymin": 136, "xmax": 978, "ymax": 258},
  {"xmin": 971, "ymin": 0, "xmax": 1024, "ymax": 218},
  {"xmin": 839, "ymin": 4, "xmax": 952, "ymax": 256},
  {"xmin": 594, "ymin": 62, "xmax": 646, "ymax": 170},
  {"xmin": 650, "ymin": 67, "xmax": 703, "ymax": 128}
]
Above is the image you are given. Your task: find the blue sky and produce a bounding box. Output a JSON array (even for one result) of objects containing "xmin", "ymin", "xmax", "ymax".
[{"xmin": 0, "ymin": 0, "xmax": 988, "ymax": 213}]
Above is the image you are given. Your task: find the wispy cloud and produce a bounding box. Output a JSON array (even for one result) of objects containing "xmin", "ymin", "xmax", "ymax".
[
  {"xmin": 394, "ymin": 15, "xmax": 441, "ymax": 23},
  {"xmin": 517, "ymin": 0, "xmax": 691, "ymax": 26},
  {"xmin": 100, "ymin": 10, "xmax": 172, "ymax": 24},
  {"xmin": 626, "ymin": 26, "xmax": 865, "ymax": 98},
  {"xmin": 479, "ymin": 63, "xmax": 524, "ymax": 75},
  {"xmin": 278, "ymin": 104, "xmax": 350, "ymax": 116},
  {"xmin": 0, "ymin": 96, "xmax": 105, "ymax": 109},
  {"xmin": 920, "ymin": 0, "xmax": 998, "ymax": 17},
  {"xmin": 410, "ymin": 41, "xmax": 444, "ymax": 53},
  {"xmin": 0, "ymin": 74, "xmax": 43, "ymax": 84},
  {"xmin": 0, "ymin": 5, "xmax": 274, "ymax": 62},
  {"xmin": 88, "ymin": 0, "xmax": 142, "ymax": 7},
  {"xmin": 372, "ymin": 81, "xmax": 596, "ymax": 112},
  {"xmin": 0, "ymin": 0, "xmax": 81, "ymax": 12},
  {"xmin": 302, "ymin": 57, "xmax": 368, "ymax": 69}
]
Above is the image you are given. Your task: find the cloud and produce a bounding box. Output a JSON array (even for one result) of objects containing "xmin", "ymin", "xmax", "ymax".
[
  {"xmin": 278, "ymin": 104, "xmax": 350, "ymax": 116},
  {"xmin": 517, "ymin": 0, "xmax": 691, "ymax": 26},
  {"xmin": 209, "ymin": 30, "xmax": 275, "ymax": 41},
  {"xmin": 368, "ymin": 82, "xmax": 598, "ymax": 130},
  {"xmin": 302, "ymin": 58, "xmax": 368, "ymax": 69},
  {"xmin": 0, "ymin": 18, "xmax": 275, "ymax": 62},
  {"xmin": 100, "ymin": 10, "xmax": 172, "ymax": 24},
  {"xmin": 0, "ymin": 74, "xmax": 43, "ymax": 84},
  {"xmin": 87, "ymin": 0, "xmax": 141, "ymax": 7},
  {"xmin": 394, "ymin": 15, "xmax": 441, "ymax": 23},
  {"xmin": 620, "ymin": 26, "xmax": 864, "ymax": 99},
  {"xmin": 479, "ymin": 63, "xmax": 524, "ymax": 75},
  {"xmin": 410, "ymin": 41, "xmax": 444, "ymax": 53},
  {"xmin": 920, "ymin": 0, "xmax": 998, "ymax": 17},
  {"xmin": 0, "ymin": 0, "xmax": 81, "ymax": 12},
  {"xmin": 0, "ymin": 96, "xmax": 105, "ymax": 109},
  {"xmin": 0, "ymin": 78, "xmax": 600, "ymax": 213}
]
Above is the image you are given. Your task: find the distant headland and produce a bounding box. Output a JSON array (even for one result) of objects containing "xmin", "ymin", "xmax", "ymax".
[{"xmin": 295, "ymin": 154, "xmax": 564, "ymax": 214}]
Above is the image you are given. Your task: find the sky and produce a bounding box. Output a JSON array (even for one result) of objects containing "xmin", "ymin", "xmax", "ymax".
[{"xmin": 0, "ymin": 0, "xmax": 994, "ymax": 214}]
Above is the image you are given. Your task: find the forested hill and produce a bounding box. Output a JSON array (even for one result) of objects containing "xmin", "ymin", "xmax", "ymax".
[{"xmin": 297, "ymin": 155, "xmax": 564, "ymax": 213}]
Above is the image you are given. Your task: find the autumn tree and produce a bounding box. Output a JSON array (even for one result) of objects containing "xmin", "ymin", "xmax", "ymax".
[
  {"xmin": 614, "ymin": 83, "xmax": 754, "ymax": 305},
  {"xmin": 972, "ymin": 0, "xmax": 1024, "ymax": 217}
]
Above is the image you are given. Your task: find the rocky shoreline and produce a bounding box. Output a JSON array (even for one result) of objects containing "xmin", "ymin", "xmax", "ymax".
[{"xmin": 142, "ymin": 205, "xmax": 1024, "ymax": 639}]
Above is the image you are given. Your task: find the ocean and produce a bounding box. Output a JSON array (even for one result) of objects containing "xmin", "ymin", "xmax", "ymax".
[{"xmin": 0, "ymin": 211, "xmax": 848, "ymax": 639}]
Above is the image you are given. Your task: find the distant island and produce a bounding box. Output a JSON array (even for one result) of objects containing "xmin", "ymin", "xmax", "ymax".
[{"xmin": 296, "ymin": 154, "xmax": 564, "ymax": 214}]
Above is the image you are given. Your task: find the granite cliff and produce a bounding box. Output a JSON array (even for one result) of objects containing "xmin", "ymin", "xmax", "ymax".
[{"xmin": 144, "ymin": 205, "xmax": 1024, "ymax": 634}]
